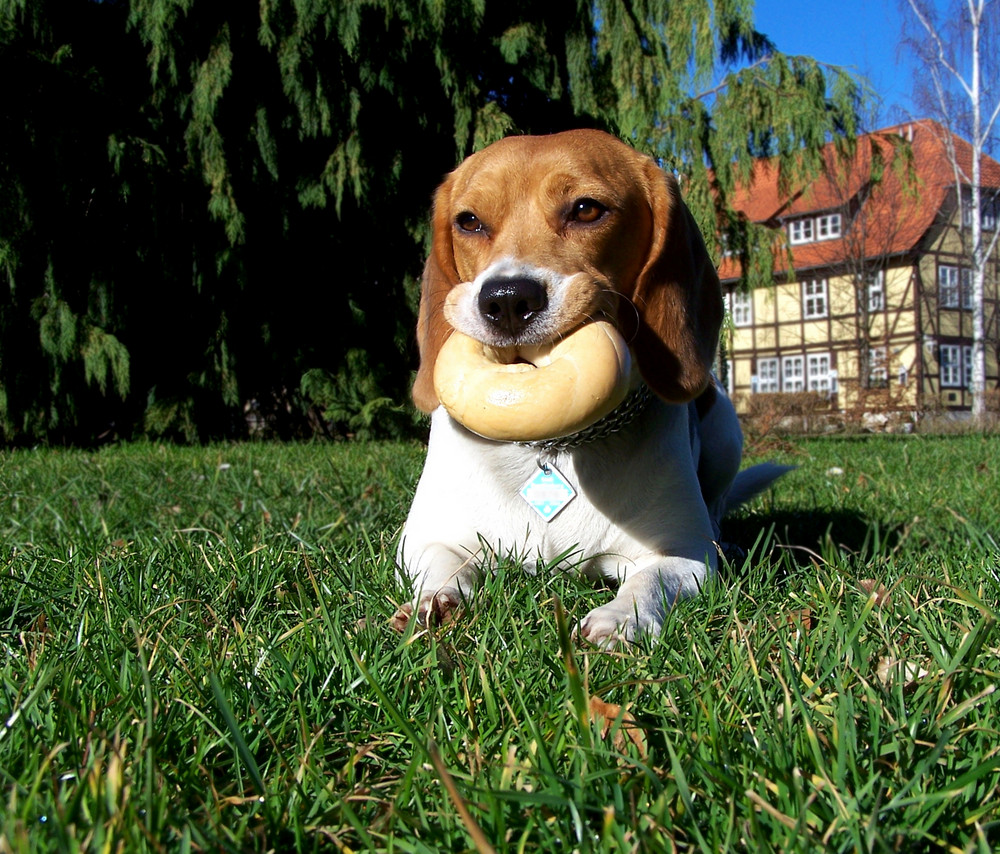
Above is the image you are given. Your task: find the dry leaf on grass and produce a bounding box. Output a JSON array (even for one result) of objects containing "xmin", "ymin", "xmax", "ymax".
[
  {"xmin": 765, "ymin": 608, "xmax": 813, "ymax": 633},
  {"xmin": 859, "ymin": 579, "xmax": 892, "ymax": 607},
  {"xmin": 589, "ymin": 696, "xmax": 648, "ymax": 757},
  {"xmin": 875, "ymin": 656, "xmax": 933, "ymax": 688},
  {"xmin": 220, "ymin": 795, "xmax": 266, "ymax": 806}
]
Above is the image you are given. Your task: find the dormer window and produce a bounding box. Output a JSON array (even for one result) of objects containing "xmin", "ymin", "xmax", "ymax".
[
  {"xmin": 788, "ymin": 212, "xmax": 842, "ymax": 244},
  {"xmin": 817, "ymin": 214, "xmax": 841, "ymax": 239},
  {"xmin": 789, "ymin": 218, "xmax": 814, "ymax": 244}
]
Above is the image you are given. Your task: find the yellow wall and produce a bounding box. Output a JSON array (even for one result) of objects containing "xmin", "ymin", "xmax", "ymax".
[
  {"xmin": 727, "ymin": 261, "xmax": 923, "ymax": 413},
  {"xmin": 724, "ymin": 191, "xmax": 1000, "ymax": 417}
]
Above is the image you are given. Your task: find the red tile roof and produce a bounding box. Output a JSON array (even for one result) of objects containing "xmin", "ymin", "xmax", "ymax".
[{"xmin": 718, "ymin": 120, "xmax": 1000, "ymax": 281}]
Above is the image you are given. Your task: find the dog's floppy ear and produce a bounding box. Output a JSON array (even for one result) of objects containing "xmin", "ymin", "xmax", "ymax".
[
  {"xmin": 411, "ymin": 176, "xmax": 459, "ymax": 413},
  {"xmin": 625, "ymin": 162, "xmax": 723, "ymax": 403}
]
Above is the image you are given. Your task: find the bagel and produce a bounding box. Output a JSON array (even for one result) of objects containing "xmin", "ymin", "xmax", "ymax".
[{"xmin": 433, "ymin": 320, "xmax": 634, "ymax": 441}]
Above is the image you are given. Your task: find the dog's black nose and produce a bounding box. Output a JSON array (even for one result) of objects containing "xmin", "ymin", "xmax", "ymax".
[{"xmin": 478, "ymin": 277, "xmax": 548, "ymax": 337}]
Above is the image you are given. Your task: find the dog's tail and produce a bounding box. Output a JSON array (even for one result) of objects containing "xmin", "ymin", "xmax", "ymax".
[{"xmin": 724, "ymin": 463, "xmax": 796, "ymax": 515}]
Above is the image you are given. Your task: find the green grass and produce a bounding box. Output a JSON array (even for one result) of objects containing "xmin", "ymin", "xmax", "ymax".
[{"xmin": 1, "ymin": 435, "xmax": 998, "ymax": 852}]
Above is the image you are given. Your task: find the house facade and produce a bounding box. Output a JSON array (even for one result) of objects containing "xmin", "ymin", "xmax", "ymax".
[{"xmin": 719, "ymin": 121, "xmax": 1000, "ymax": 424}]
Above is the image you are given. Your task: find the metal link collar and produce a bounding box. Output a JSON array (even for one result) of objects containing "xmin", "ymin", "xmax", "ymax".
[{"xmin": 517, "ymin": 384, "xmax": 652, "ymax": 455}]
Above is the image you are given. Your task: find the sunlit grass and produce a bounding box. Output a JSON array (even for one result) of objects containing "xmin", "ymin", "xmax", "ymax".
[{"xmin": 1, "ymin": 436, "xmax": 998, "ymax": 851}]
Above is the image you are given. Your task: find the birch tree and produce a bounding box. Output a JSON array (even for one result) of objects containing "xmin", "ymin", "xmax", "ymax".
[{"xmin": 903, "ymin": 0, "xmax": 1000, "ymax": 422}]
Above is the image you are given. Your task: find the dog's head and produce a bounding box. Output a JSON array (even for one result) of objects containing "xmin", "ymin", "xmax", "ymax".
[{"xmin": 412, "ymin": 129, "xmax": 722, "ymax": 413}]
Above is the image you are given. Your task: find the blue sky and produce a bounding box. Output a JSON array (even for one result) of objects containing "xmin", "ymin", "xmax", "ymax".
[{"xmin": 752, "ymin": 0, "xmax": 925, "ymax": 128}]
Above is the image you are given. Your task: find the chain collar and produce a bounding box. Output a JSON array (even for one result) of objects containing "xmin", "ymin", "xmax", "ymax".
[{"xmin": 517, "ymin": 384, "xmax": 652, "ymax": 455}]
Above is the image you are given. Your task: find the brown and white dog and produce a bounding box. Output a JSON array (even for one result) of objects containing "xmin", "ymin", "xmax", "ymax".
[{"xmin": 394, "ymin": 129, "xmax": 785, "ymax": 646}]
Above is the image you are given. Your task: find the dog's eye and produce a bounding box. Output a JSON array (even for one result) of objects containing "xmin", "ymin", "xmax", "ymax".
[
  {"xmin": 456, "ymin": 212, "xmax": 484, "ymax": 233},
  {"xmin": 569, "ymin": 198, "xmax": 608, "ymax": 224}
]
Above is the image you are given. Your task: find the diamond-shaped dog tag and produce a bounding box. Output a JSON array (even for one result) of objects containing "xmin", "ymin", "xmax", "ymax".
[{"xmin": 520, "ymin": 464, "xmax": 576, "ymax": 522}]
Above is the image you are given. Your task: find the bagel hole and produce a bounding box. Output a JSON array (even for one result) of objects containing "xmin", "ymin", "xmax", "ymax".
[{"xmin": 483, "ymin": 344, "xmax": 529, "ymax": 366}]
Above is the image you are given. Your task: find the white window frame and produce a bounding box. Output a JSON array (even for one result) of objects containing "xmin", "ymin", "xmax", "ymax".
[
  {"xmin": 807, "ymin": 352, "xmax": 836, "ymax": 394},
  {"xmin": 982, "ymin": 199, "xmax": 997, "ymax": 231},
  {"xmin": 960, "ymin": 190, "xmax": 997, "ymax": 230},
  {"xmin": 729, "ymin": 290, "xmax": 753, "ymax": 327},
  {"xmin": 755, "ymin": 357, "xmax": 779, "ymax": 393},
  {"xmin": 961, "ymin": 268, "xmax": 973, "ymax": 309},
  {"xmin": 782, "ymin": 355, "xmax": 805, "ymax": 392},
  {"xmin": 868, "ymin": 346, "xmax": 888, "ymax": 387},
  {"xmin": 939, "ymin": 264, "xmax": 960, "ymax": 308},
  {"xmin": 788, "ymin": 213, "xmax": 842, "ymax": 245},
  {"xmin": 817, "ymin": 213, "xmax": 842, "ymax": 240},
  {"xmin": 963, "ymin": 345, "xmax": 973, "ymax": 388},
  {"xmin": 802, "ymin": 278, "xmax": 828, "ymax": 319},
  {"xmin": 866, "ymin": 270, "xmax": 885, "ymax": 312},
  {"xmin": 789, "ymin": 218, "xmax": 814, "ymax": 245},
  {"xmin": 938, "ymin": 265, "xmax": 973, "ymax": 310},
  {"xmin": 939, "ymin": 344, "xmax": 963, "ymax": 387}
]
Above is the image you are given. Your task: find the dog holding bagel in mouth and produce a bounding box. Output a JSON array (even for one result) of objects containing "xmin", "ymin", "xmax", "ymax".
[{"xmin": 394, "ymin": 129, "xmax": 787, "ymax": 647}]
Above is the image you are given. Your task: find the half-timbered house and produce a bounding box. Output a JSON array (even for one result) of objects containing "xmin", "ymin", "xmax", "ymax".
[{"xmin": 719, "ymin": 120, "xmax": 1000, "ymax": 424}]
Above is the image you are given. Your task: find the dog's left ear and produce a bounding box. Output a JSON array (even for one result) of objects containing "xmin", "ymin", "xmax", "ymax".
[
  {"xmin": 411, "ymin": 174, "xmax": 460, "ymax": 413},
  {"xmin": 625, "ymin": 162, "xmax": 723, "ymax": 403}
]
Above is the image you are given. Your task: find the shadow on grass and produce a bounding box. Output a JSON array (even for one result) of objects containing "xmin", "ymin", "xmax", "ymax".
[{"xmin": 719, "ymin": 506, "xmax": 902, "ymax": 572}]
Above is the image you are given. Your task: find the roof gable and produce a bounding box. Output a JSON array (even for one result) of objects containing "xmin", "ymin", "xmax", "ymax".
[{"xmin": 719, "ymin": 120, "xmax": 1000, "ymax": 281}]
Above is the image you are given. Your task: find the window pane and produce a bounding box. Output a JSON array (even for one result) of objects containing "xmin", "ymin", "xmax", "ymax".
[
  {"xmin": 940, "ymin": 344, "xmax": 961, "ymax": 387},
  {"xmin": 731, "ymin": 291, "xmax": 752, "ymax": 326},
  {"xmin": 755, "ymin": 358, "xmax": 779, "ymax": 393},
  {"xmin": 867, "ymin": 270, "xmax": 884, "ymax": 311},
  {"xmin": 803, "ymin": 279, "xmax": 827, "ymax": 318},
  {"xmin": 939, "ymin": 265, "xmax": 959, "ymax": 308},
  {"xmin": 790, "ymin": 219, "xmax": 814, "ymax": 244},
  {"xmin": 961, "ymin": 269, "xmax": 972, "ymax": 309},
  {"xmin": 817, "ymin": 214, "xmax": 841, "ymax": 239},
  {"xmin": 782, "ymin": 356, "xmax": 804, "ymax": 391},
  {"xmin": 808, "ymin": 353, "xmax": 832, "ymax": 392}
]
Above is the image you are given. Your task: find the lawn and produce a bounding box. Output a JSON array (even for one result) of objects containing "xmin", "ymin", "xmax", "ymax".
[{"xmin": 1, "ymin": 435, "xmax": 998, "ymax": 852}]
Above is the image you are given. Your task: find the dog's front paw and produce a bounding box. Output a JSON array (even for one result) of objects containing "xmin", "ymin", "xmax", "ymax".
[
  {"xmin": 418, "ymin": 586, "xmax": 465, "ymax": 627},
  {"xmin": 578, "ymin": 603, "xmax": 637, "ymax": 648},
  {"xmin": 578, "ymin": 601, "xmax": 663, "ymax": 649},
  {"xmin": 392, "ymin": 587, "xmax": 466, "ymax": 633}
]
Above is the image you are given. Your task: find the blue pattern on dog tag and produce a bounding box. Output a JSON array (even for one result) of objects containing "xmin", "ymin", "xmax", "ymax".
[{"xmin": 520, "ymin": 464, "xmax": 576, "ymax": 521}]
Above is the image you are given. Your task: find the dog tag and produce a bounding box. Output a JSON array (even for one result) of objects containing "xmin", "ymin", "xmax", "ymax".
[{"xmin": 520, "ymin": 463, "xmax": 576, "ymax": 522}]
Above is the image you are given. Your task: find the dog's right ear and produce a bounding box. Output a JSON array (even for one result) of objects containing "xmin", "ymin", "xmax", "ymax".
[{"xmin": 411, "ymin": 176, "xmax": 460, "ymax": 413}]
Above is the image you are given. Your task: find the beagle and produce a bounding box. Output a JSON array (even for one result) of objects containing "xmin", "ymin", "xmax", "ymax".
[{"xmin": 394, "ymin": 129, "xmax": 785, "ymax": 646}]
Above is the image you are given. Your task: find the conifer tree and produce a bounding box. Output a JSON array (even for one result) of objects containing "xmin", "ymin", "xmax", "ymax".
[{"xmin": 0, "ymin": 0, "xmax": 865, "ymax": 442}]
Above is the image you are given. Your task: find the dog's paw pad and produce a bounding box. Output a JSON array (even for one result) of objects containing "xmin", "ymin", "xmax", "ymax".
[
  {"xmin": 390, "ymin": 603, "xmax": 414, "ymax": 634},
  {"xmin": 417, "ymin": 587, "xmax": 465, "ymax": 628}
]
